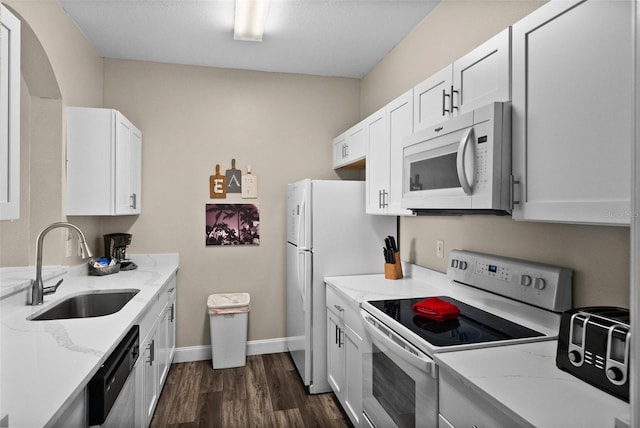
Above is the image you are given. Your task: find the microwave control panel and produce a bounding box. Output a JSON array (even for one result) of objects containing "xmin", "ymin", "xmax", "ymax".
[{"xmin": 447, "ymin": 249, "xmax": 573, "ymax": 313}]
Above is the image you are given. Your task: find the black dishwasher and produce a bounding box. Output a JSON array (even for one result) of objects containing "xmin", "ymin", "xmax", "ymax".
[{"xmin": 88, "ymin": 325, "xmax": 139, "ymax": 426}]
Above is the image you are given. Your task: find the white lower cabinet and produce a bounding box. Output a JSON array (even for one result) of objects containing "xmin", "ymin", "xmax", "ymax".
[
  {"xmin": 158, "ymin": 283, "xmax": 177, "ymax": 388},
  {"xmin": 136, "ymin": 273, "xmax": 177, "ymax": 427},
  {"xmin": 140, "ymin": 324, "xmax": 159, "ymax": 427},
  {"xmin": 439, "ymin": 368, "xmax": 520, "ymax": 428},
  {"xmin": 326, "ymin": 285, "xmax": 363, "ymax": 427}
]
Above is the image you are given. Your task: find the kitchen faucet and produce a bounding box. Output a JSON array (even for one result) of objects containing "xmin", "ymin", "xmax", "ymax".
[{"xmin": 30, "ymin": 222, "xmax": 93, "ymax": 305}]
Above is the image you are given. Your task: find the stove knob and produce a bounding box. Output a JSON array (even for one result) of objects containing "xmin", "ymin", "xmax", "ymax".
[
  {"xmin": 520, "ymin": 275, "xmax": 532, "ymax": 287},
  {"xmin": 459, "ymin": 261, "xmax": 468, "ymax": 270},
  {"xmin": 568, "ymin": 350, "xmax": 582, "ymax": 364},
  {"xmin": 451, "ymin": 259, "xmax": 459, "ymax": 269},
  {"xmin": 534, "ymin": 277, "xmax": 546, "ymax": 290},
  {"xmin": 607, "ymin": 367, "xmax": 624, "ymax": 382}
]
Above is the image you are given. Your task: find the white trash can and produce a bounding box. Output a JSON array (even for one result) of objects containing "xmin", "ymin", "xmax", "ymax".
[{"xmin": 207, "ymin": 292, "xmax": 250, "ymax": 369}]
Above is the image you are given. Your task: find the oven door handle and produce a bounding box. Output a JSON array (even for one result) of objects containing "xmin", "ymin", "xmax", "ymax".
[{"xmin": 361, "ymin": 310, "xmax": 436, "ymax": 377}]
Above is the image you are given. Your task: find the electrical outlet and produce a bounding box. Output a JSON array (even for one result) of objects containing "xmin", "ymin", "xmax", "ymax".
[{"xmin": 436, "ymin": 240, "xmax": 444, "ymax": 258}]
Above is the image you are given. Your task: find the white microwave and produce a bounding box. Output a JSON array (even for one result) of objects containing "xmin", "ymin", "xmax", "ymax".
[{"xmin": 401, "ymin": 102, "xmax": 511, "ymax": 214}]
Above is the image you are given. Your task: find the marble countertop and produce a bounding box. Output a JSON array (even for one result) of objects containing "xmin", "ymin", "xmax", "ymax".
[
  {"xmin": 0, "ymin": 265, "xmax": 68, "ymax": 299},
  {"xmin": 325, "ymin": 266, "xmax": 630, "ymax": 428},
  {"xmin": 0, "ymin": 253, "xmax": 179, "ymax": 428},
  {"xmin": 436, "ymin": 341, "xmax": 630, "ymax": 427}
]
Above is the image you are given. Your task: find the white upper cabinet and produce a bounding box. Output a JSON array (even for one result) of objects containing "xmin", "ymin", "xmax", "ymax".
[
  {"xmin": 333, "ymin": 122, "xmax": 366, "ymax": 169},
  {"xmin": 413, "ymin": 66, "xmax": 453, "ymax": 133},
  {"xmin": 0, "ymin": 5, "xmax": 21, "ymax": 221},
  {"xmin": 66, "ymin": 107, "xmax": 142, "ymax": 216},
  {"xmin": 365, "ymin": 108, "xmax": 388, "ymax": 214},
  {"xmin": 366, "ymin": 89, "xmax": 414, "ymax": 216},
  {"xmin": 511, "ymin": 0, "xmax": 632, "ymax": 225},
  {"xmin": 414, "ymin": 28, "xmax": 511, "ymax": 133}
]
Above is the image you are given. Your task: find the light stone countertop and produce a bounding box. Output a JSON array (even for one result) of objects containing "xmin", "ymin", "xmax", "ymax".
[
  {"xmin": 436, "ymin": 341, "xmax": 630, "ymax": 428},
  {"xmin": 0, "ymin": 253, "xmax": 179, "ymax": 428},
  {"xmin": 0, "ymin": 265, "xmax": 68, "ymax": 299},
  {"xmin": 325, "ymin": 264, "xmax": 630, "ymax": 428}
]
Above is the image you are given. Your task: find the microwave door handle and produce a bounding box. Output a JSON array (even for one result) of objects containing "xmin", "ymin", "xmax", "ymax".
[{"xmin": 456, "ymin": 127, "xmax": 475, "ymax": 195}]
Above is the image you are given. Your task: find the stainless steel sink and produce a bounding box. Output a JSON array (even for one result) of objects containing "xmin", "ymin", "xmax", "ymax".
[{"xmin": 28, "ymin": 289, "xmax": 140, "ymax": 321}]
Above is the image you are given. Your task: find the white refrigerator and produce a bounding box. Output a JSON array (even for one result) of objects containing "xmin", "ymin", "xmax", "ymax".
[{"xmin": 286, "ymin": 179, "xmax": 396, "ymax": 394}]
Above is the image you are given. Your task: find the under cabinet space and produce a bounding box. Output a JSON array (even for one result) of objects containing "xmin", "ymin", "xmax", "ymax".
[{"xmin": 66, "ymin": 107, "xmax": 142, "ymax": 216}]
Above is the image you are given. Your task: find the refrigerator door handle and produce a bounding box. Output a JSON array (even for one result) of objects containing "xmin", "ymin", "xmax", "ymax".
[
  {"xmin": 297, "ymin": 188, "xmax": 309, "ymax": 251},
  {"xmin": 297, "ymin": 250, "xmax": 307, "ymax": 310}
]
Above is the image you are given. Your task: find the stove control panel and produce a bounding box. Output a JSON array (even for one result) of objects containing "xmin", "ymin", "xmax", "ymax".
[{"xmin": 447, "ymin": 250, "xmax": 573, "ymax": 312}]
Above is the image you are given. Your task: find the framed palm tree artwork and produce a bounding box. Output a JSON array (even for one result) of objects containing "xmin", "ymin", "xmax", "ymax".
[{"xmin": 206, "ymin": 204, "xmax": 260, "ymax": 246}]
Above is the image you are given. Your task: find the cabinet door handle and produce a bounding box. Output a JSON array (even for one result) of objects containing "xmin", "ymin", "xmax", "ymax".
[
  {"xmin": 335, "ymin": 324, "xmax": 339, "ymax": 344},
  {"xmin": 442, "ymin": 89, "xmax": 450, "ymax": 115},
  {"xmin": 169, "ymin": 304, "xmax": 175, "ymax": 322},
  {"xmin": 334, "ymin": 304, "xmax": 344, "ymax": 312},
  {"xmin": 338, "ymin": 328, "xmax": 344, "ymax": 348},
  {"xmin": 450, "ymin": 85, "xmax": 459, "ymax": 112},
  {"xmin": 147, "ymin": 340, "xmax": 155, "ymax": 365},
  {"xmin": 130, "ymin": 193, "xmax": 137, "ymax": 209},
  {"xmin": 511, "ymin": 175, "xmax": 521, "ymax": 210}
]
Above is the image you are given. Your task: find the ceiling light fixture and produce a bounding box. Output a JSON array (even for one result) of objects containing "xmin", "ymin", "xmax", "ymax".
[{"xmin": 234, "ymin": 0, "xmax": 271, "ymax": 42}]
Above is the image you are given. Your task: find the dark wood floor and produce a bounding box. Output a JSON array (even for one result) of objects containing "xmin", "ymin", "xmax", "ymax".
[{"xmin": 150, "ymin": 353, "xmax": 351, "ymax": 427}]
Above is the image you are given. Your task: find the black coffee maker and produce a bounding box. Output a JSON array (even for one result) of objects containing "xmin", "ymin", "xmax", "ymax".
[{"xmin": 104, "ymin": 233, "xmax": 137, "ymax": 271}]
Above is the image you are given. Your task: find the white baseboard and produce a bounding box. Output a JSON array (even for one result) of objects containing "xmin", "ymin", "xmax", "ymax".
[{"xmin": 173, "ymin": 337, "xmax": 288, "ymax": 363}]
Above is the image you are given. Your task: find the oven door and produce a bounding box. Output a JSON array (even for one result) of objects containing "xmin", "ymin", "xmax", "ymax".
[{"xmin": 361, "ymin": 310, "xmax": 438, "ymax": 428}]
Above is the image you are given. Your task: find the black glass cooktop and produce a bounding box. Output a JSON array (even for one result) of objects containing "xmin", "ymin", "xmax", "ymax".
[{"xmin": 367, "ymin": 296, "xmax": 544, "ymax": 347}]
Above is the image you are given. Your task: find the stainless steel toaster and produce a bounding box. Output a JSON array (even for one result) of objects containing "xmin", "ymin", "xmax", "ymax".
[{"xmin": 556, "ymin": 306, "xmax": 630, "ymax": 402}]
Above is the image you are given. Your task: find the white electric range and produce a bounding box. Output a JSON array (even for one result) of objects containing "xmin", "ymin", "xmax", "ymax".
[{"xmin": 358, "ymin": 250, "xmax": 573, "ymax": 428}]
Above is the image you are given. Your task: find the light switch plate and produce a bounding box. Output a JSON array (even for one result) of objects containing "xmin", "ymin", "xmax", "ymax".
[{"xmin": 242, "ymin": 174, "xmax": 258, "ymax": 199}]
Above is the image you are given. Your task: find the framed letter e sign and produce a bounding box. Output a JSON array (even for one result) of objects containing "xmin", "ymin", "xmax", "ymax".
[{"xmin": 210, "ymin": 164, "xmax": 226, "ymax": 198}]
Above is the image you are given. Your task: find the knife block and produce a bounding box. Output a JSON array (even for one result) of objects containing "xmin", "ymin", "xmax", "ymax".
[
  {"xmin": 394, "ymin": 253, "xmax": 403, "ymax": 279},
  {"xmin": 384, "ymin": 263, "xmax": 400, "ymax": 280},
  {"xmin": 384, "ymin": 255, "xmax": 403, "ymax": 280}
]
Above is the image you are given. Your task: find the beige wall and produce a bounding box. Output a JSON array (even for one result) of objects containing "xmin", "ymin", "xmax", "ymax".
[
  {"xmin": 102, "ymin": 59, "xmax": 360, "ymax": 346},
  {"xmin": 4, "ymin": 0, "xmax": 103, "ymax": 107},
  {"xmin": 3, "ymin": 0, "xmax": 629, "ymax": 351},
  {"xmin": 1, "ymin": 1, "xmax": 104, "ymax": 267},
  {"xmin": 361, "ymin": 0, "xmax": 630, "ymax": 308}
]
